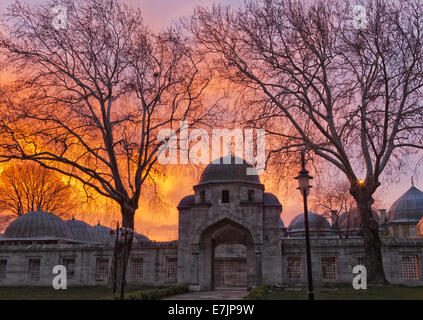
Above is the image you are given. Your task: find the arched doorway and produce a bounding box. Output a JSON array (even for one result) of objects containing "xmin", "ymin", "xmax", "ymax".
[
  {"xmin": 199, "ymin": 218, "xmax": 256, "ymax": 290},
  {"xmin": 214, "ymin": 243, "xmax": 247, "ymax": 289}
]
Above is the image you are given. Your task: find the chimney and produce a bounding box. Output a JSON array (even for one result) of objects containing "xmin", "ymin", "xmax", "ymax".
[
  {"xmin": 331, "ymin": 210, "xmax": 338, "ymax": 227},
  {"xmin": 379, "ymin": 209, "xmax": 387, "ymax": 225}
]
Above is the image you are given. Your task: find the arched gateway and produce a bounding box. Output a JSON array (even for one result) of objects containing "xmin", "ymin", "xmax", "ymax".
[{"xmin": 177, "ymin": 156, "xmax": 283, "ymax": 291}]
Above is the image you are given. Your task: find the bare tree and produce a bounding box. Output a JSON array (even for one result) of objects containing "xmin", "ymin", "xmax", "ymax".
[
  {"xmin": 189, "ymin": 0, "xmax": 423, "ymax": 284},
  {"xmin": 311, "ymin": 179, "xmax": 356, "ymax": 238},
  {"xmin": 0, "ymin": 0, "xmax": 213, "ymax": 283},
  {"xmin": 0, "ymin": 162, "xmax": 74, "ymax": 217}
]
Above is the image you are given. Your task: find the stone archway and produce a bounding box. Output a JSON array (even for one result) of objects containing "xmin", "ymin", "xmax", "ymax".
[{"xmin": 197, "ymin": 218, "xmax": 258, "ymax": 291}]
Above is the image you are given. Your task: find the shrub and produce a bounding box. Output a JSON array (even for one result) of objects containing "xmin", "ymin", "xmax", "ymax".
[
  {"xmin": 100, "ymin": 285, "xmax": 189, "ymax": 300},
  {"xmin": 244, "ymin": 286, "xmax": 269, "ymax": 300}
]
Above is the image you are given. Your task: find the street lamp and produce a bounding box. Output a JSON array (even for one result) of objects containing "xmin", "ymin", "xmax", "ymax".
[{"xmin": 295, "ymin": 148, "xmax": 315, "ymax": 301}]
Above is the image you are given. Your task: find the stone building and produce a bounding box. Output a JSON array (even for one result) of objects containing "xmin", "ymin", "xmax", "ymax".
[
  {"xmin": 177, "ymin": 156, "xmax": 282, "ymax": 290},
  {"xmin": 0, "ymin": 157, "xmax": 423, "ymax": 289},
  {"xmin": 385, "ymin": 181, "xmax": 423, "ymax": 238}
]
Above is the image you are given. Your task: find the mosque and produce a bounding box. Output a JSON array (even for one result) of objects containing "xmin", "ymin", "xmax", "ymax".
[{"xmin": 0, "ymin": 156, "xmax": 422, "ymax": 289}]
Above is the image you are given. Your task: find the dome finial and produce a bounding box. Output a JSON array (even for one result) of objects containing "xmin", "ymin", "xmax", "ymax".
[{"xmin": 412, "ymin": 176, "xmax": 415, "ymax": 187}]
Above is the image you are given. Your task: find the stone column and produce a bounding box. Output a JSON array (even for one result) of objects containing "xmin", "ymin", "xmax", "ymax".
[
  {"xmin": 255, "ymin": 252, "xmax": 262, "ymax": 286},
  {"xmin": 191, "ymin": 253, "xmax": 199, "ymax": 284}
]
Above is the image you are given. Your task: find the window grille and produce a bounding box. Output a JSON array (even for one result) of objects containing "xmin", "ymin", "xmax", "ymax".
[
  {"xmin": 402, "ymin": 255, "xmax": 420, "ymax": 280},
  {"xmin": 95, "ymin": 258, "xmax": 109, "ymax": 281},
  {"xmin": 62, "ymin": 258, "xmax": 75, "ymax": 280},
  {"xmin": 131, "ymin": 258, "xmax": 144, "ymax": 280},
  {"xmin": 286, "ymin": 256, "xmax": 301, "ymax": 279},
  {"xmin": 0, "ymin": 260, "xmax": 6, "ymax": 281},
  {"xmin": 28, "ymin": 259, "xmax": 41, "ymax": 281},
  {"xmin": 321, "ymin": 257, "xmax": 337, "ymax": 280},
  {"xmin": 166, "ymin": 257, "xmax": 177, "ymax": 281}
]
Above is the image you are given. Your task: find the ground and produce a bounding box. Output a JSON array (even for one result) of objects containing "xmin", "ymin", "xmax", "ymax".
[
  {"xmin": 262, "ymin": 286, "xmax": 423, "ymax": 300},
  {"xmin": 164, "ymin": 290, "xmax": 248, "ymax": 300},
  {"xmin": 0, "ymin": 285, "xmax": 422, "ymax": 300},
  {"xmin": 0, "ymin": 286, "xmax": 157, "ymax": 300}
]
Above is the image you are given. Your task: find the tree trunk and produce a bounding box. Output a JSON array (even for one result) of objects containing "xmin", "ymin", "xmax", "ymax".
[
  {"xmin": 108, "ymin": 206, "xmax": 135, "ymax": 295},
  {"xmin": 350, "ymin": 184, "xmax": 388, "ymax": 285}
]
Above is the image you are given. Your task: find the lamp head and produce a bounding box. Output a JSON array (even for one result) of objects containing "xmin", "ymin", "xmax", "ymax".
[{"xmin": 295, "ymin": 167, "xmax": 313, "ymax": 190}]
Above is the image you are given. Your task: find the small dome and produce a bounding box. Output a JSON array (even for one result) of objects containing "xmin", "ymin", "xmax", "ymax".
[
  {"xmin": 177, "ymin": 195, "xmax": 195, "ymax": 209},
  {"xmin": 104, "ymin": 225, "xmax": 150, "ymax": 244},
  {"xmin": 264, "ymin": 193, "xmax": 282, "ymax": 207},
  {"xmin": 198, "ymin": 156, "xmax": 260, "ymax": 185},
  {"xmin": 93, "ymin": 223, "xmax": 114, "ymax": 243},
  {"xmin": 4, "ymin": 210, "xmax": 71, "ymax": 239},
  {"xmin": 338, "ymin": 208, "xmax": 379, "ymax": 231},
  {"xmin": 134, "ymin": 232, "xmax": 150, "ymax": 243},
  {"xmin": 279, "ymin": 217, "xmax": 285, "ymax": 228},
  {"xmin": 387, "ymin": 185, "xmax": 423, "ymax": 223},
  {"xmin": 288, "ymin": 212, "xmax": 332, "ymax": 233},
  {"xmin": 66, "ymin": 218, "xmax": 98, "ymax": 243}
]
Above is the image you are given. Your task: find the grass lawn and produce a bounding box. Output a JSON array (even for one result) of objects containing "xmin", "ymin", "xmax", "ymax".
[
  {"xmin": 0, "ymin": 286, "xmax": 158, "ymax": 300},
  {"xmin": 264, "ymin": 286, "xmax": 423, "ymax": 300}
]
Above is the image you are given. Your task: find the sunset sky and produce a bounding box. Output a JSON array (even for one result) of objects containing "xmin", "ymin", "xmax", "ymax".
[{"xmin": 0, "ymin": 0, "xmax": 422, "ymax": 241}]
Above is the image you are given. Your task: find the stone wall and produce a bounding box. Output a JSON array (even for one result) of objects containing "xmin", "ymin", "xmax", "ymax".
[
  {"xmin": 281, "ymin": 238, "xmax": 423, "ymax": 286},
  {"xmin": 1, "ymin": 238, "xmax": 423, "ymax": 288},
  {"xmin": 0, "ymin": 239, "xmax": 178, "ymax": 287}
]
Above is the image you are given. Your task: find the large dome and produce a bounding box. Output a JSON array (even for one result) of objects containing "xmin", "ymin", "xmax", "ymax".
[
  {"xmin": 4, "ymin": 210, "xmax": 72, "ymax": 239},
  {"xmin": 93, "ymin": 223, "xmax": 114, "ymax": 243},
  {"xmin": 288, "ymin": 212, "xmax": 332, "ymax": 233},
  {"xmin": 387, "ymin": 185, "xmax": 423, "ymax": 223},
  {"xmin": 66, "ymin": 218, "xmax": 98, "ymax": 243},
  {"xmin": 198, "ymin": 155, "xmax": 260, "ymax": 185}
]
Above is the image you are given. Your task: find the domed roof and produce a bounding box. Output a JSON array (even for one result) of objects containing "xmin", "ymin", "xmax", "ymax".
[
  {"xmin": 198, "ymin": 155, "xmax": 260, "ymax": 185},
  {"xmin": 279, "ymin": 216, "xmax": 285, "ymax": 228},
  {"xmin": 264, "ymin": 193, "xmax": 282, "ymax": 207},
  {"xmin": 134, "ymin": 232, "xmax": 150, "ymax": 243},
  {"xmin": 93, "ymin": 223, "xmax": 114, "ymax": 243},
  {"xmin": 287, "ymin": 212, "xmax": 332, "ymax": 233},
  {"xmin": 66, "ymin": 218, "xmax": 98, "ymax": 243},
  {"xmin": 177, "ymin": 195, "xmax": 195, "ymax": 209},
  {"xmin": 338, "ymin": 208, "xmax": 379, "ymax": 231},
  {"xmin": 4, "ymin": 210, "xmax": 72, "ymax": 239},
  {"xmin": 387, "ymin": 185, "xmax": 423, "ymax": 223}
]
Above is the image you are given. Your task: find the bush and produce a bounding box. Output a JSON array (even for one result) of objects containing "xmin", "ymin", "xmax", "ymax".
[
  {"xmin": 244, "ymin": 286, "xmax": 269, "ymax": 300},
  {"xmin": 100, "ymin": 285, "xmax": 189, "ymax": 300}
]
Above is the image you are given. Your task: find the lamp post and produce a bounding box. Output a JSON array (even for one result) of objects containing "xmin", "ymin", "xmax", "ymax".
[{"xmin": 295, "ymin": 148, "xmax": 315, "ymax": 301}]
